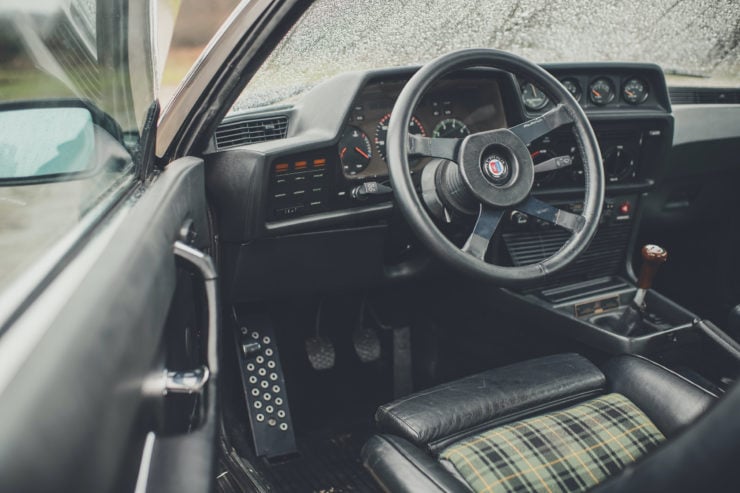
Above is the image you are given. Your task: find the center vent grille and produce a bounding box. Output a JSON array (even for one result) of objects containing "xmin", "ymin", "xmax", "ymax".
[
  {"xmin": 215, "ymin": 115, "xmax": 288, "ymax": 150},
  {"xmin": 503, "ymin": 221, "xmax": 633, "ymax": 291},
  {"xmin": 669, "ymin": 87, "xmax": 740, "ymax": 105}
]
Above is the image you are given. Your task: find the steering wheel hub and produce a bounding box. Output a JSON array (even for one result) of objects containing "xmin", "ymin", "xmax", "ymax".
[{"xmin": 459, "ymin": 128, "xmax": 534, "ymax": 208}]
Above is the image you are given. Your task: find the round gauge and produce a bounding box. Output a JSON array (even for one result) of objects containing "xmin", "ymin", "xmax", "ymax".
[
  {"xmin": 588, "ymin": 78, "xmax": 615, "ymax": 106},
  {"xmin": 531, "ymin": 148, "xmax": 559, "ymax": 187},
  {"xmin": 338, "ymin": 126, "xmax": 373, "ymax": 175},
  {"xmin": 375, "ymin": 113, "xmax": 426, "ymax": 161},
  {"xmin": 432, "ymin": 118, "xmax": 471, "ymax": 139},
  {"xmin": 623, "ymin": 78, "xmax": 649, "ymax": 105},
  {"xmin": 561, "ymin": 78, "xmax": 582, "ymax": 102},
  {"xmin": 521, "ymin": 82, "xmax": 549, "ymax": 111}
]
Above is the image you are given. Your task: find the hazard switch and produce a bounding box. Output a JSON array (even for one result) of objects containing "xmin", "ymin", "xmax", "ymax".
[{"xmin": 619, "ymin": 202, "xmax": 631, "ymax": 214}]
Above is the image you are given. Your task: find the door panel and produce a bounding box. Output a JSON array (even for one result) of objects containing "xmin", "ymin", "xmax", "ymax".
[{"xmin": 0, "ymin": 157, "xmax": 216, "ymax": 493}]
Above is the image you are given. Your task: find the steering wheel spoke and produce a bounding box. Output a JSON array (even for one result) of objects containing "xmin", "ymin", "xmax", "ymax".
[
  {"xmin": 509, "ymin": 104, "xmax": 573, "ymax": 145},
  {"xmin": 408, "ymin": 134, "xmax": 462, "ymax": 161},
  {"xmin": 516, "ymin": 196, "xmax": 585, "ymax": 232},
  {"xmin": 462, "ymin": 204, "xmax": 505, "ymax": 260}
]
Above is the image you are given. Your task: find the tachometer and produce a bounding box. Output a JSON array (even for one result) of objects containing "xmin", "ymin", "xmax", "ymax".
[
  {"xmin": 588, "ymin": 78, "xmax": 615, "ymax": 106},
  {"xmin": 432, "ymin": 118, "xmax": 470, "ymax": 139},
  {"xmin": 339, "ymin": 126, "xmax": 373, "ymax": 176},
  {"xmin": 375, "ymin": 113, "xmax": 426, "ymax": 161},
  {"xmin": 623, "ymin": 78, "xmax": 649, "ymax": 105},
  {"xmin": 521, "ymin": 82, "xmax": 549, "ymax": 111}
]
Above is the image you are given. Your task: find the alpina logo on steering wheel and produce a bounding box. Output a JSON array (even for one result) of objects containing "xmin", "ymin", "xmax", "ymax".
[{"xmin": 482, "ymin": 154, "xmax": 511, "ymax": 185}]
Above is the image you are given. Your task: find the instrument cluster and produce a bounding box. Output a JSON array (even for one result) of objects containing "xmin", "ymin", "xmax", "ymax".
[{"xmin": 338, "ymin": 75, "xmax": 508, "ymax": 179}]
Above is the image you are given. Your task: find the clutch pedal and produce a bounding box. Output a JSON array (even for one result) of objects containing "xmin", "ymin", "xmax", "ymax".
[{"xmin": 233, "ymin": 312, "xmax": 297, "ymax": 459}]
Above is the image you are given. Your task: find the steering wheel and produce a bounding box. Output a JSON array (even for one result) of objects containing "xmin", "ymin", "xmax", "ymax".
[{"xmin": 387, "ymin": 49, "xmax": 605, "ymax": 286}]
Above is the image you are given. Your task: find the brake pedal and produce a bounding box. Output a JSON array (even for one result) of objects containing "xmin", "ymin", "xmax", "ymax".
[
  {"xmin": 353, "ymin": 326, "xmax": 381, "ymax": 363},
  {"xmin": 305, "ymin": 336, "xmax": 336, "ymax": 370},
  {"xmin": 305, "ymin": 299, "xmax": 335, "ymax": 371},
  {"xmin": 234, "ymin": 312, "xmax": 297, "ymax": 459}
]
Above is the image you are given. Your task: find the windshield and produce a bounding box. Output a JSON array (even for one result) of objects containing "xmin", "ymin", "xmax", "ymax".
[{"xmin": 232, "ymin": 0, "xmax": 740, "ymax": 113}]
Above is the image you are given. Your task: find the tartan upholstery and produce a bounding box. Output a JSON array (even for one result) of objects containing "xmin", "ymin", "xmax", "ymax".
[{"xmin": 439, "ymin": 393, "xmax": 665, "ymax": 493}]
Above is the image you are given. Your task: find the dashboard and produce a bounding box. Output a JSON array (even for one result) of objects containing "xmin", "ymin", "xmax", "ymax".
[
  {"xmin": 202, "ymin": 62, "xmax": 690, "ymax": 298},
  {"xmin": 206, "ymin": 63, "xmax": 672, "ymax": 233},
  {"xmin": 200, "ymin": 61, "xmax": 740, "ymax": 301}
]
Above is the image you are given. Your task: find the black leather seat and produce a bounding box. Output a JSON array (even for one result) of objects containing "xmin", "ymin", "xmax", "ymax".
[{"xmin": 362, "ymin": 353, "xmax": 740, "ymax": 492}]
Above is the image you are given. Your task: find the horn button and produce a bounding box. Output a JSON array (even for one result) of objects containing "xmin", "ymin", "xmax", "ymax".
[
  {"xmin": 459, "ymin": 128, "xmax": 534, "ymax": 208},
  {"xmin": 482, "ymin": 153, "xmax": 512, "ymax": 185}
]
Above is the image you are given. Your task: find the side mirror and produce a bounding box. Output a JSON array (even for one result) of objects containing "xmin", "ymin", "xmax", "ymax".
[{"xmin": 0, "ymin": 100, "xmax": 129, "ymax": 185}]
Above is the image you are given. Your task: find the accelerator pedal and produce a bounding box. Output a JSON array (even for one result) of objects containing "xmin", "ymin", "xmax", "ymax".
[
  {"xmin": 233, "ymin": 311, "xmax": 297, "ymax": 459},
  {"xmin": 353, "ymin": 327, "xmax": 381, "ymax": 363}
]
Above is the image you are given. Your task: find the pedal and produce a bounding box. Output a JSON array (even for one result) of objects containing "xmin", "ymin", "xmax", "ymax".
[
  {"xmin": 234, "ymin": 313, "xmax": 297, "ymax": 459},
  {"xmin": 305, "ymin": 336, "xmax": 335, "ymax": 370},
  {"xmin": 353, "ymin": 326, "xmax": 381, "ymax": 363}
]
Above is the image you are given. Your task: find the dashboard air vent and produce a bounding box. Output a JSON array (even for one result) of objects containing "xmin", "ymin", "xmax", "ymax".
[
  {"xmin": 215, "ymin": 115, "xmax": 288, "ymax": 150},
  {"xmin": 669, "ymin": 87, "xmax": 740, "ymax": 105}
]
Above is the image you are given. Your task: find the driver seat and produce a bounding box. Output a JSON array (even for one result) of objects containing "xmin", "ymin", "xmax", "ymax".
[{"xmin": 362, "ymin": 353, "xmax": 739, "ymax": 492}]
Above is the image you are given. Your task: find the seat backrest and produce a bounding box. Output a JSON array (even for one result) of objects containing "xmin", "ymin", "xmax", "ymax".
[{"xmin": 592, "ymin": 380, "xmax": 740, "ymax": 492}]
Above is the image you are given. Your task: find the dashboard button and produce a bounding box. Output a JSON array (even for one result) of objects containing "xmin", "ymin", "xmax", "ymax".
[{"xmin": 274, "ymin": 163, "xmax": 290, "ymax": 173}]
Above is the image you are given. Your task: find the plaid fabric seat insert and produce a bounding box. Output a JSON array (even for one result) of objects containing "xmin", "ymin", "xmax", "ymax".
[{"xmin": 439, "ymin": 393, "xmax": 665, "ymax": 493}]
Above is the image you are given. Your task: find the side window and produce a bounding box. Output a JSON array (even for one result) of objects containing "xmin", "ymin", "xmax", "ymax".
[{"xmin": 0, "ymin": 1, "xmax": 142, "ymax": 299}]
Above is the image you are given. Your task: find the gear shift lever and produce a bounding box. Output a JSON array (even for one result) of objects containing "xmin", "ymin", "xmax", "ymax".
[
  {"xmin": 632, "ymin": 244, "xmax": 668, "ymax": 308},
  {"xmin": 609, "ymin": 244, "xmax": 668, "ymax": 336}
]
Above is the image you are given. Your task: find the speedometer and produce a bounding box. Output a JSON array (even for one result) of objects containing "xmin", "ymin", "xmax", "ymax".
[{"xmin": 375, "ymin": 113, "xmax": 426, "ymax": 161}]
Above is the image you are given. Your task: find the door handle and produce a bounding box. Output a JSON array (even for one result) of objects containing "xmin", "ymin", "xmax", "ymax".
[
  {"xmin": 173, "ymin": 240, "xmax": 219, "ymax": 376},
  {"xmin": 143, "ymin": 241, "xmax": 219, "ymax": 418}
]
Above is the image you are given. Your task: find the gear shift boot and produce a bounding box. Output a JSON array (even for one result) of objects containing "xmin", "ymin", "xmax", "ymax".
[
  {"xmin": 593, "ymin": 245, "xmax": 669, "ymax": 337},
  {"xmin": 592, "ymin": 305, "xmax": 645, "ymax": 335}
]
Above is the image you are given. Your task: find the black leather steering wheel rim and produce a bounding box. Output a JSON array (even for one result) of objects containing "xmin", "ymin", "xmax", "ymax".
[{"xmin": 387, "ymin": 48, "xmax": 605, "ymax": 286}]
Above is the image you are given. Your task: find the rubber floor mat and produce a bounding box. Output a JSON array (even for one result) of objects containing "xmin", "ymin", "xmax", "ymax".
[{"xmin": 255, "ymin": 428, "xmax": 381, "ymax": 493}]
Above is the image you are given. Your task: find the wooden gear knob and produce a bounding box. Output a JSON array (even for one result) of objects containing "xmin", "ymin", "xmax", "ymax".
[{"xmin": 637, "ymin": 244, "xmax": 668, "ymax": 289}]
